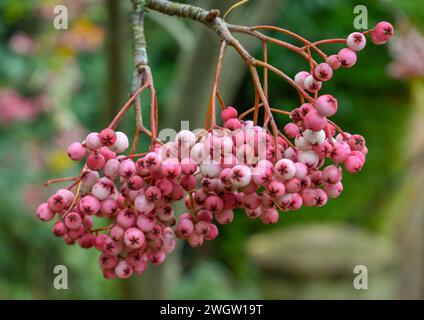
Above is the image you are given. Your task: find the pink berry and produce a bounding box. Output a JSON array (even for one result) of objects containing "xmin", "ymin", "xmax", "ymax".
[
  {"xmin": 347, "ymin": 134, "xmax": 366, "ymax": 151},
  {"xmin": 338, "ymin": 48, "xmax": 357, "ymax": 68},
  {"xmin": 205, "ymin": 195, "xmax": 224, "ymax": 212},
  {"xmin": 67, "ymin": 142, "xmax": 86, "ymax": 161},
  {"xmin": 344, "ymin": 155, "xmax": 364, "ymax": 173},
  {"xmin": 313, "ymin": 63, "xmax": 333, "ymax": 82},
  {"xmin": 294, "ymin": 71, "xmax": 310, "ymax": 89},
  {"xmin": 79, "ymin": 195, "xmax": 100, "ymax": 215},
  {"xmin": 324, "ymin": 181, "xmax": 343, "ymax": 198},
  {"xmin": 78, "ymin": 232, "xmax": 95, "ymax": 248},
  {"xmin": 99, "ymin": 128, "xmax": 117, "ymax": 146},
  {"xmin": 99, "ymin": 253, "xmax": 118, "ymax": 269},
  {"xmin": 315, "ymin": 94, "xmax": 338, "ymax": 117},
  {"xmin": 119, "ymin": 159, "xmax": 136, "ymax": 178},
  {"xmin": 64, "ymin": 212, "xmax": 82, "ymax": 230},
  {"xmin": 346, "ymin": 32, "xmax": 366, "ymax": 51},
  {"xmin": 261, "ymin": 208, "xmax": 279, "ymax": 224},
  {"xmin": 161, "ymin": 158, "xmax": 182, "ymax": 179},
  {"xmin": 221, "ymin": 106, "xmax": 238, "ymax": 123},
  {"xmin": 110, "ymin": 131, "xmax": 129, "ymax": 153},
  {"xmin": 144, "ymin": 152, "xmax": 162, "ymax": 171},
  {"xmin": 284, "ymin": 123, "xmax": 299, "ymax": 138},
  {"xmin": 371, "ymin": 21, "xmax": 394, "ymax": 45},
  {"xmin": 322, "ymin": 165, "xmax": 342, "ymax": 184},
  {"xmin": 267, "ymin": 180, "xmax": 286, "ymax": 198},
  {"xmin": 48, "ymin": 194, "xmax": 66, "ymax": 212},
  {"xmin": 175, "ymin": 218, "xmax": 194, "ymax": 239},
  {"xmin": 116, "ymin": 209, "xmax": 137, "ymax": 229},
  {"xmin": 85, "ymin": 132, "xmax": 102, "ymax": 150},
  {"xmin": 326, "ymin": 55, "xmax": 342, "ymax": 70},
  {"xmin": 304, "ymin": 75, "xmax": 322, "ymax": 92},
  {"xmin": 36, "ymin": 203, "xmax": 55, "ymax": 222},
  {"xmin": 303, "ymin": 109, "xmax": 328, "ymax": 131},
  {"xmin": 114, "ymin": 260, "xmax": 133, "ymax": 279},
  {"xmin": 134, "ymin": 195, "xmax": 154, "ymax": 215},
  {"xmin": 225, "ymin": 118, "xmax": 242, "ymax": 130},
  {"xmin": 87, "ymin": 152, "xmax": 105, "ymax": 171},
  {"xmin": 331, "ymin": 142, "xmax": 351, "ymax": 164},
  {"xmin": 52, "ymin": 221, "xmax": 67, "ymax": 237},
  {"xmin": 215, "ymin": 209, "xmax": 234, "ymax": 225},
  {"xmin": 124, "ymin": 227, "xmax": 145, "ymax": 249},
  {"xmin": 274, "ymin": 159, "xmax": 296, "ymax": 180},
  {"xmin": 230, "ymin": 165, "xmax": 252, "ymax": 188}
]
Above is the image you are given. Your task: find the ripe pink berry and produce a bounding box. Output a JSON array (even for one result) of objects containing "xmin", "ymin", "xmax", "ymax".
[
  {"xmin": 144, "ymin": 152, "xmax": 162, "ymax": 171},
  {"xmin": 267, "ymin": 180, "xmax": 286, "ymax": 198},
  {"xmin": 285, "ymin": 177, "xmax": 301, "ymax": 193},
  {"xmin": 36, "ymin": 203, "xmax": 55, "ymax": 222},
  {"xmin": 110, "ymin": 131, "xmax": 129, "ymax": 153},
  {"xmin": 87, "ymin": 152, "xmax": 105, "ymax": 171},
  {"xmin": 326, "ymin": 55, "xmax": 342, "ymax": 70},
  {"xmin": 304, "ymin": 75, "xmax": 322, "ymax": 92},
  {"xmin": 99, "ymin": 128, "xmax": 117, "ymax": 146},
  {"xmin": 136, "ymin": 214, "xmax": 155, "ymax": 232},
  {"xmin": 298, "ymin": 150, "xmax": 319, "ymax": 168},
  {"xmin": 205, "ymin": 195, "xmax": 224, "ymax": 212},
  {"xmin": 124, "ymin": 227, "xmax": 145, "ymax": 249},
  {"xmin": 114, "ymin": 260, "xmax": 133, "ymax": 279},
  {"xmin": 274, "ymin": 159, "xmax": 296, "ymax": 180},
  {"xmin": 315, "ymin": 94, "xmax": 338, "ymax": 117},
  {"xmin": 85, "ymin": 132, "xmax": 102, "ymax": 150},
  {"xmin": 161, "ymin": 158, "xmax": 182, "ymax": 179},
  {"xmin": 324, "ymin": 181, "xmax": 343, "ymax": 198},
  {"xmin": 347, "ymin": 134, "xmax": 366, "ymax": 151},
  {"xmin": 215, "ymin": 209, "xmax": 234, "ymax": 224},
  {"xmin": 322, "ymin": 165, "xmax": 342, "ymax": 184},
  {"xmin": 78, "ymin": 232, "xmax": 95, "ymax": 248},
  {"xmin": 94, "ymin": 234, "xmax": 108, "ymax": 251},
  {"xmin": 314, "ymin": 189, "xmax": 328, "ymax": 207},
  {"xmin": 225, "ymin": 118, "xmax": 242, "ymax": 130},
  {"xmin": 57, "ymin": 189, "xmax": 74, "ymax": 208},
  {"xmin": 294, "ymin": 71, "xmax": 310, "ymax": 89},
  {"xmin": 48, "ymin": 193, "xmax": 66, "ymax": 212},
  {"xmin": 81, "ymin": 169, "xmax": 99, "ymax": 188},
  {"xmin": 371, "ymin": 21, "xmax": 394, "ymax": 45},
  {"xmin": 79, "ymin": 195, "xmax": 100, "ymax": 215},
  {"xmin": 52, "ymin": 221, "xmax": 67, "ymax": 237},
  {"xmin": 346, "ymin": 32, "xmax": 366, "ymax": 51},
  {"xmin": 331, "ymin": 142, "xmax": 351, "ymax": 164},
  {"xmin": 119, "ymin": 159, "xmax": 136, "ymax": 178},
  {"xmin": 338, "ymin": 48, "xmax": 357, "ymax": 68},
  {"xmin": 98, "ymin": 146, "xmax": 116, "ymax": 161},
  {"xmin": 351, "ymin": 150, "xmax": 365, "ymax": 164},
  {"xmin": 99, "ymin": 253, "xmax": 118, "ymax": 269},
  {"xmin": 134, "ymin": 195, "xmax": 154, "ymax": 215},
  {"xmin": 230, "ymin": 165, "xmax": 252, "ymax": 188},
  {"xmin": 284, "ymin": 123, "xmax": 299, "ymax": 138},
  {"xmin": 127, "ymin": 175, "xmax": 144, "ymax": 191},
  {"xmin": 181, "ymin": 157, "xmax": 198, "ymax": 175},
  {"xmin": 303, "ymin": 109, "xmax": 328, "ymax": 131},
  {"xmin": 175, "ymin": 218, "xmax": 194, "ymax": 239},
  {"xmin": 243, "ymin": 192, "xmax": 261, "ymax": 210},
  {"xmin": 64, "ymin": 212, "xmax": 82, "ymax": 230},
  {"xmin": 313, "ymin": 63, "xmax": 333, "ymax": 82},
  {"xmin": 116, "ymin": 209, "xmax": 137, "ymax": 229},
  {"xmin": 67, "ymin": 142, "xmax": 86, "ymax": 161},
  {"xmin": 302, "ymin": 188, "xmax": 318, "ymax": 207},
  {"xmin": 180, "ymin": 175, "xmax": 197, "ymax": 191},
  {"xmin": 344, "ymin": 155, "xmax": 364, "ymax": 173},
  {"xmin": 92, "ymin": 179, "xmax": 113, "ymax": 201},
  {"xmin": 221, "ymin": 106, "xmax": 238, "ymax": 123},
  {"xmin": 261, "ymin": 208, "xmax": 279, "ymax": 224}
]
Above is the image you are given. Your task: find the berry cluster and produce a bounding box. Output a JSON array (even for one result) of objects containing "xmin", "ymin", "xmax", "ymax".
[{"xmin": 36, "ymin": 22, "xmax": 394, "ymax": 279}]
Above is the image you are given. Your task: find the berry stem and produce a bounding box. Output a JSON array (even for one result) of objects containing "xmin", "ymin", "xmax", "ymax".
[{"xmin": 44, "ymin": 176, "xmax": 78, "ymax": 187}]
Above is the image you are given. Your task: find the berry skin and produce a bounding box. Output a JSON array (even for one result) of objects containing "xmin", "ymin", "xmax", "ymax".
[
  {"xmin": 175, "ymin": 218, "xmax": 194, "ymax": 239},
  {"xmin": 134, "ymin": 195, "xmax": 154, "ymax": 215},
  {"xmin": 303, "ymin": 109, "xmax": 328, "ymax": 131},
  {"xmin": 215, "ymin": 209, "xmax": 234, "ymax": 225},
  {"xmin": 347, "ymin": 134, "xmax": 366, "ymax": 151},
  {"xmin": 294, "ymin": 71, "xmax": 310, "ymax": 89},
  {"xmin": 52, "ymin": 221, "xmax": 67, "ymax": 237},
  {"xmin": 79, "ymin": 195, "xmax": 101, "ymax": 215},
  {"xmin": 338, "ymin": 48, "xmax": 357, "ymax": 68},
  {"xmin": 304, "ymin": 75, "xmax": 322, "ymax": 92},
  {"xmin": 114, "ymin": 260, "xmax": 133, "ymax": 279},
  {"xmin": 99, "ymin": 128, "xmax": 117, "ymax": 146},
  {"xmin": 87, "ymin": 152, "xmax": 105, "ymax": 171},
  {"xmin": 313, "ymin": 63, "xmax": 333, "ymax": 82},
  {"xmin": 85, "ymin": 132, "xmax": 102, "ymax": 151},
  {"xmin": 36, "ymin": 203, "xmax": 55, "ymax": 222},
  {"xmin": 110, "ymin": 131, "xmax": 129, "ymax": 153},
  {"xmin": 230, "ymin": 165, "xmax": 252, "ymax": 188},
  {"xmin": 48, "ymin": 194, "xmax": 66, "ymax": 212},
  {"xmin": 274, "ymin": 159, "xmax": 296, "ymax": 180},
  {"xmin": 326, "ymin": 55, "xmax": 342, "ymax": 70},
  {"xmin": 64, "ymin": 212, "xmax": 82, "ymax": 230},
  {"xmin": 221, "ymin": 106, "xmax": 238, "ymax": 123},
  {"xmin": 371, "ymin": 21, "xmax": 394, "ymax": 45},
  {"xmin": 124, "ymin": 227, "xmax": 145, "ymax": 249},
  {"xmin": 324, "ymin": 181, "xmax": 344, "ymax": 199},
  {"xmin": 284, "ymin": 123, "xmax": 299, "ymax": 138},
  {"xmin": 67, "ymin": 142, "xmax": 86, "ymax": 161},
  {"xmin": 322, "ymin": 165, "xmax": 342, "ymax": 184},
  {"xmin": 344, "ymin": 156, "xmax": 364, "ymax": 173},
  {"xmin": 346, "ymin": 32, "xmax": 366, "ymax": 51},
  {"xmin": 315, "ymin": 95, "xmax": 338, "ymax": 117},
  {"xmin": 119, "ymin": 159, "xmax": 136, "ymax": 178}
]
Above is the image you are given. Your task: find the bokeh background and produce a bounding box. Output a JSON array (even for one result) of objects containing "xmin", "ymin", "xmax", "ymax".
[{"xmin": 1, "ymin": 0, "xmax": 424, "ymax": 299}]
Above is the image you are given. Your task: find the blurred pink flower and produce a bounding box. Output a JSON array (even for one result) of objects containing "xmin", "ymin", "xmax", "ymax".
[
  {"xmin": 8, "ymin": 32, "xmax": 36, "ymax": 55},
  {"xmin": 0, "ymin": 88, "xmax": 47, "ymax": 124}
]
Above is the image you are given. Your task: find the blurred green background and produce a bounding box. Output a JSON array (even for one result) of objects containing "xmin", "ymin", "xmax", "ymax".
[{"xmin": 1, "ymin": 0, "xmax": 424, "ymax": 299}]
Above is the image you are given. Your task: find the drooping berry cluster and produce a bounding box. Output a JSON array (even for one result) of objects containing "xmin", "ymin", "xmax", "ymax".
[{"xmin": 36, "ymin": 22, "xmax": 394, "ymax": 279}]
